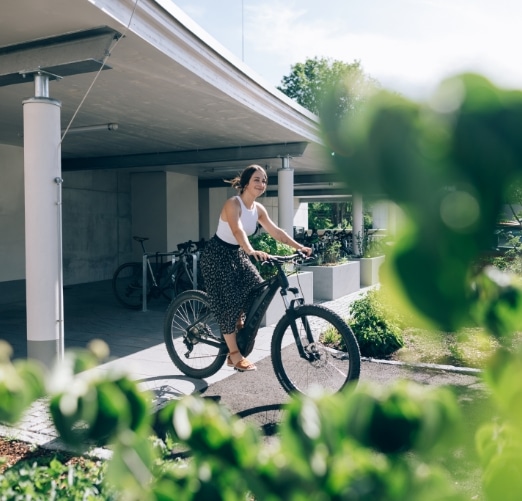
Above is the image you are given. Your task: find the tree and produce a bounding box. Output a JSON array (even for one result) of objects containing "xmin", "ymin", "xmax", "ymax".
[
  {"xmin": 277, "ymin": 56, "xmax": 379, "ymax": 116},
  {"xmin": 279, "ymin": 57, "xmax": 379, "ymax": 232}
]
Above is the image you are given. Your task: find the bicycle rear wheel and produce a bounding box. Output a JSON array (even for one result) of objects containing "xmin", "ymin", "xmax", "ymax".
[
  {"xmin": 164, "ymin": 290, "xmax": 227, "ymax": 378},
  {"xmin": 271, "ymin": 304, "xmax": 360, "ymax": 396},
  {"xmin": 112, "ymin": 262, "xmax": 148, "ymax": 309}
]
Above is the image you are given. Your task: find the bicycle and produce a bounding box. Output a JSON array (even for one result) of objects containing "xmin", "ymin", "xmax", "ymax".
[
  {"xmin": 172, "ymin": 239, "xmax": 206, "ymax": 296},
  {"xmin": 112, "ymin": 236, "xmax": 204, "ymax": 310},
  {"xmin": 163, "ymin": 253, "xmax": 361, "ymax": 397}
]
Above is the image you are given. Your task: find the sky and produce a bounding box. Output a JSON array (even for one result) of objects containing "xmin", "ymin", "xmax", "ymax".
[{"xmin": 175, "ymin": 0, "xmax": 522, "ymax": 100}]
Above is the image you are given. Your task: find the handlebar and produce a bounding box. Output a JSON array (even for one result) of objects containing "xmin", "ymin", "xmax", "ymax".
[
  {"xmin": 176, "ymin": 239, "xmax": 206, "ymax": 253},
  {"xmin": 261, "ymin": 251, "xmax": 314, "ymax": 266}
]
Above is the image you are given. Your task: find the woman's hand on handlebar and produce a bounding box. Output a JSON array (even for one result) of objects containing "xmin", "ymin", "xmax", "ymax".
[
  {"xmin": 297, "ymin": 246, "xmax": 313, "ymax": 257},
  {"xmin": 248, "ymin": 249, "xmax": 270, "ymax": 262}
]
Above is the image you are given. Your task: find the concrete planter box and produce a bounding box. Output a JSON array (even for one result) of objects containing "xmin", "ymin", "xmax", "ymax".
[
  {"xmin": 360, "ymin": 255, "xmax": 385, "ymax": 287},
  {"xmin": 305, "ymin": 260, "xmax": 360, "ymax": 301},
  {"xmin": 261, "ymin": 271, "xmax": 313, "ymax": 327}
]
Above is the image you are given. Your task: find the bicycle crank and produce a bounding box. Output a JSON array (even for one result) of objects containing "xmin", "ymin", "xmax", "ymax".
[{"xmin": 184, "ymin": 322, "xmax": 216, "ymax": 358}]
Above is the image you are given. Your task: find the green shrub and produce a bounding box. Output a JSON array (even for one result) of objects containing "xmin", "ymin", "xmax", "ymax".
[{"xmin": 349, "ymin": 289, "xmax": 404, "ymax": 358}]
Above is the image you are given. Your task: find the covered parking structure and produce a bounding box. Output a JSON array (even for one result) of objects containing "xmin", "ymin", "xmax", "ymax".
[{"xmin": 0, "ymin": 0, "xmax": 371, "ymax": 366}]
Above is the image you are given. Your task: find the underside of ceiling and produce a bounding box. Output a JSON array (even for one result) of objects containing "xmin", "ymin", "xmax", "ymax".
[{"xmin": 0, "ymin": 0, "xmax": 348, "ymax": 197}]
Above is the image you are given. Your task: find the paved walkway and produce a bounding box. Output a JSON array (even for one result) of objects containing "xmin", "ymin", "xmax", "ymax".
[{"xmin": 0, "ymin": 279, "xmax": 485, "ymax": 457}]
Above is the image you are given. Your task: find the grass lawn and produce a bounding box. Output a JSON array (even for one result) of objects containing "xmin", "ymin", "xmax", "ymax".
[{"xmin": 390, "ymin": 327, "xmax": 509, "ymax": 369}]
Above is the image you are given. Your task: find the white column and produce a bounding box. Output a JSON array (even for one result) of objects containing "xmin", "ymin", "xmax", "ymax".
[
  {"xmin": 352, "ymin": 193, "xmax": 364, "ymax": 256},
  {"xmin": 277, "ymin": 156, "xmax": 294, "ymax": 237},
  {"xmin": 23, "ymin": 73, "xmax": 64, "ymax": 367}
]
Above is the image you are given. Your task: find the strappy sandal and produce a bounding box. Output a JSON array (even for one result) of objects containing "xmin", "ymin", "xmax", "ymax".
[{"xmin": 226, "ymin": 350, "xmax": 257, "ymax": 372}]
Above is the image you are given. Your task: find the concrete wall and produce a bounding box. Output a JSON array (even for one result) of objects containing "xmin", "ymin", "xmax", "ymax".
[
  {"xmin": 131, "ymin": 171, "xmax": 200, "ymax": 257},
  {"xmin": 166, "ymin": 172, "xmax": 200, "ymax": 249},
  {"xmin": 0, "ymin": 144, "xmax": 25, "ymax": 282},
  {"xmin": 0, "ymin": 143, "xmax": 308, "ymax": 295},
  {"xmin": 131, "ymin": 172, "xmax": 168, "ymax": 259},
  {"xmin": 0, "ymin": 146, "xmax": 133, "ymax": 298},
  {"xmin": 62, "ymin": 170, "xmax": 131, "ymax": 284}
]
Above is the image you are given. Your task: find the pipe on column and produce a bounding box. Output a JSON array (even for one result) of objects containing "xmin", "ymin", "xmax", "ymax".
[
  {"xmin": 277, "ymin": 156, "xmax": 294, "ymax": 238},
  {"xmin": 352, "ymin": 193, "xmax": 364, "ymax": 256},
  {"xmin": 23, "ymin": 73, "xmax": 64, "ymax": 367}
]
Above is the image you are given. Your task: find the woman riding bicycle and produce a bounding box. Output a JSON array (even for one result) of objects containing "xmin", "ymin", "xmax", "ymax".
[{"xmin": 199, "ymin": 164, "xmax": 312, "ymax": 372}]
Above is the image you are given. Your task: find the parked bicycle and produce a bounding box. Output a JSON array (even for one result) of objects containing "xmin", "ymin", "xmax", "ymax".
[
  {"xmin": 163, "ymin": 253, "xmax": 361, "ymax": 397},
  {"xmin": 112, "ymin": 236, "xmax": 204, "ymax": 310},
  {"xmin": 172, "ymin": 239, "xmax": 206, "ymax": 296}
]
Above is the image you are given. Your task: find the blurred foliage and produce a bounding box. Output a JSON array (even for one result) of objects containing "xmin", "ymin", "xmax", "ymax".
[
  {"xmin": 0, "ymin": 453, "xmax": 111, "ymax": 500},
  {"xmin": 48, "ymin": 340, "xmax": 152, "ymax": 451},
  {"xmin": 3, "ymin": 73, "xmax": 522, "ymax": 500},
  {"xmin": 322, "ymin": 72, "xmax": 522, "ymax": 335},
  {"xmin": 322, "ymin": 72, "xmax": 522, "ymax": 499},
  {"xmin": 0, "ymin": 341, "xmax": 46, "ymax": 425},
  {"xmin": 0, "ymin": 338, "xmax": 470, "ymax": 499}
]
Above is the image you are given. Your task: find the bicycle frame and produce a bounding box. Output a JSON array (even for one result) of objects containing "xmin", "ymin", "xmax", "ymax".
[
  {"xmin": 180, "ymin": 255, "xmax": 308, "ymax": 358},
  {"xmin": 236, "ymin": 257, "xmax": 307, "ymax": 356},
  {"xmin": 140, "ymin": 249, "xmax": 181, "ymax": 311}
]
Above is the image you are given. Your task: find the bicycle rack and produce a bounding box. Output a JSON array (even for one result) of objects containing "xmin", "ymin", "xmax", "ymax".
[
  {"xmin": 141, "ymin": 250, "xmax": 179, "ymax": 312},
  {"xmin": 141, "ymin": 249, "xmax": 201, "ymax": 311}
]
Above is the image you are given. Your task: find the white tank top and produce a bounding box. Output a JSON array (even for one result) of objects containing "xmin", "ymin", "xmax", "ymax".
[{"xmin": 216, "ymin": 196, "xmax": 258, "ymax": 245}]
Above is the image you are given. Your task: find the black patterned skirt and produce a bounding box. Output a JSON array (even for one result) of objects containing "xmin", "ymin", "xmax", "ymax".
[{"xmin": 199, "ymin": 235, "xmax": 263, "ymax": 336}]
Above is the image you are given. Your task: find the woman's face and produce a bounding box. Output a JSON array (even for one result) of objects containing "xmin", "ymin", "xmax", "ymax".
[{"xmin": 246, "ymin": 170, "xmax": 267, "ymax": 197}]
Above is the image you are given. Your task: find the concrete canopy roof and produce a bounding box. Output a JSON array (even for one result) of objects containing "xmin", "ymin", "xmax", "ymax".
[{"xmin": 0, "ymin": 0, "xmax": 342, "ymax": 194}]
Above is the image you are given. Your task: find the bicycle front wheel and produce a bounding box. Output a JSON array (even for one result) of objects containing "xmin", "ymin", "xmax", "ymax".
[
  {"xmin": 112, "ymin": 262, "xmax": 148, "ymax": 309},
  {"xmin": 271, "ymin": 304, "xmax": 360, "ymax": 397},
  {"xmin": 164, "ymin": 290, "xmax": 227, "ymax": 378}
]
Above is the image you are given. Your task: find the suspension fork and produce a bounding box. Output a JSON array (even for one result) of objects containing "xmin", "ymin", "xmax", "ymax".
[
  {"xmin": 280, "ymin": 283, "xmax": 313, "ymax": 360},
  {"xmin": 287, "ymin": 311, "xmax": 316, "ymax": 360}
]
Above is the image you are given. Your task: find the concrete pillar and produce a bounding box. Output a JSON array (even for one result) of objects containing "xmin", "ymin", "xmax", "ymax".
[
  {"xmin": 23, "ymin": 73, "xmax": 64, "ymax": 367},
  {"xmin": 352, "ymin": 193, "xmax": 364, "ymax": 256},
  {"xmin": 277, "ymin": 156, "xmax": 294, "ymax": 237}
]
